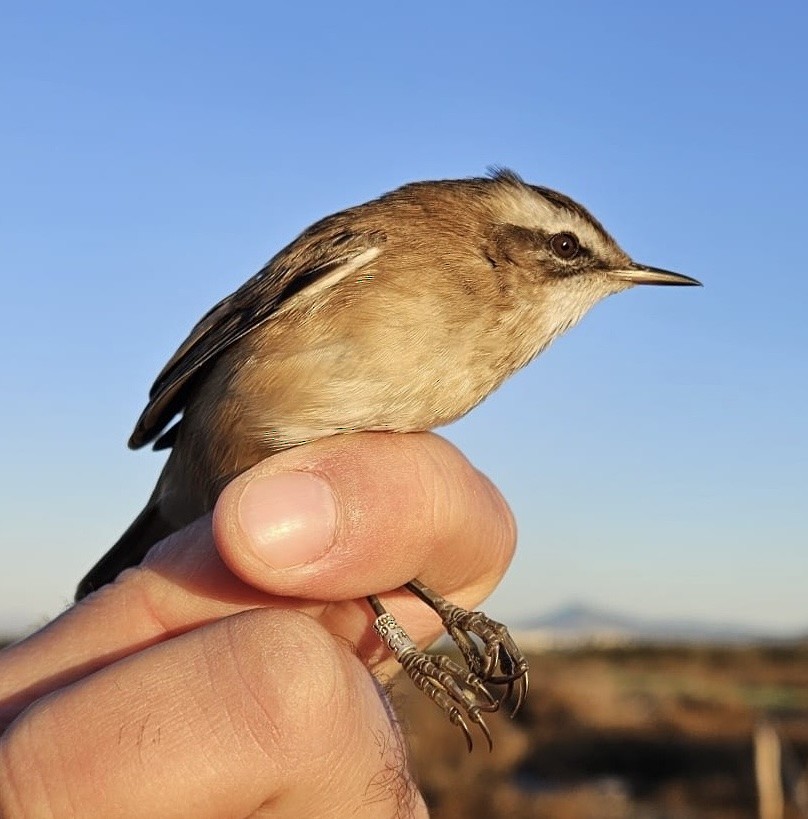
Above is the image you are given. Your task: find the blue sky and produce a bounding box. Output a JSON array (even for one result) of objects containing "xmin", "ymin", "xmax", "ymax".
[{"xmin": 1, "ymin": 2, "xmax": 806, "ymax": 634}]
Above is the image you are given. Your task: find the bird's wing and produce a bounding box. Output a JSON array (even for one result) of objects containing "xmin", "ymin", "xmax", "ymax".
[{"xmin": 128, "ymin": 226, "xmax": 385, "ymax": 449}]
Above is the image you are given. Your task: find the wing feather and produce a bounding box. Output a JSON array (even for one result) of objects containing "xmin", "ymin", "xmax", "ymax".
[{"xmin": 128, "ymin": 224, "xmax": 384, "ymax": 449}]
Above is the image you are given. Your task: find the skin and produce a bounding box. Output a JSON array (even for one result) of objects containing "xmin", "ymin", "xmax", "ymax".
[{"xmin": 0, "ymin": 432, "xmax": 515, "ymax": 818}]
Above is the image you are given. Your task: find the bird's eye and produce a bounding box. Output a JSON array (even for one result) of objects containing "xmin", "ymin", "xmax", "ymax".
[{"xmin": 549, "ymin": 232, "xmax": 580, "ymax": 260}]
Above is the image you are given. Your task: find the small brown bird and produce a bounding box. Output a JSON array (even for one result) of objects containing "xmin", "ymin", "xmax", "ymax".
[{"xmin": 77, "ymin": 169, "xmax": 699, "ymax": 749}]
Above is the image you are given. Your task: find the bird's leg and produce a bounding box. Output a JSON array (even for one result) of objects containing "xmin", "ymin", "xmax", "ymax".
[
  {"xmin": 368, "ymin": 594, "xmax": 498, "ymax": 751},
  {"xmin": 404, "ymin": 579, "xmax": 529, "ymax": 715}
]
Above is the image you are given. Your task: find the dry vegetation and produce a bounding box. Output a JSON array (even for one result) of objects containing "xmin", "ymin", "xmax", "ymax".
[{"xmin": 396, "ymin": 643, "xmax": 808, "ymax": 819}]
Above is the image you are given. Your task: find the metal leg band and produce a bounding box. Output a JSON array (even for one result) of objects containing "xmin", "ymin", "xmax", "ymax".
[{"xmin": 373, "ymin": 612, "xmax": 417, "ymax": 659}]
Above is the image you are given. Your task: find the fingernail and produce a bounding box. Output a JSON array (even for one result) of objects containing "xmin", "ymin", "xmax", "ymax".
[{"xmin": 238, "ymin": 472, "xmax": 337, "ymax": 569}]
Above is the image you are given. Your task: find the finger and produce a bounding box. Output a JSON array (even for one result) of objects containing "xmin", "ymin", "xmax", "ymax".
[
  {"xmin": 0, "ymin": 517, "xmax": 251, "ymax": 729},
  {"xmin": 0, "ymin": 610, "xmax": 427, "ymax": 819},
  {"xmin": 0, "ymin": 432, "xmax": 515, "ymax": 720},
  {"xmin": 214, "ymin": 431, "xmax": 516, "ymax": 601}
]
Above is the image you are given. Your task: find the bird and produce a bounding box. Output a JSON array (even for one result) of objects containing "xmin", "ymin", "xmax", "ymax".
[{"xmin": 76, "ymin": 168, "xmax": 700, "ymax": 749}]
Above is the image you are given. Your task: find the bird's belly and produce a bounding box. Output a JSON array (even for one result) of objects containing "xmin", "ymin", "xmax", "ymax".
[{"xmin": 240, "ymin": 333, "xmax": 501, "ymax": 448}]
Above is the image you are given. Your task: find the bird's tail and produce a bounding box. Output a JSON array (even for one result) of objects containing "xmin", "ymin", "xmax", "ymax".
[{"xmin": 75, "ymin": 502, "xmax": 174, "ymax": 601}]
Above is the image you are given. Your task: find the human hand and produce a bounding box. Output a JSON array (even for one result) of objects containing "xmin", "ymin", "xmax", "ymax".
[{"xmin": 0, "ymin": 432, "xmax": 516, "ymax": 817}]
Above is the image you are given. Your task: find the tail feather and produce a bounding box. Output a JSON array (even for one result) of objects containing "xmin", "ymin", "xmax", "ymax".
[{"xmin": 75, "ymin": 503, "xmax": 174, "ymax": 601}]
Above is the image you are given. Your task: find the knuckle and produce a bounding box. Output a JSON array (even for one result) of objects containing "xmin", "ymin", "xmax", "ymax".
[{"xmin": 223, "ymin": 611, "xmax": 356, "ymax": 756}]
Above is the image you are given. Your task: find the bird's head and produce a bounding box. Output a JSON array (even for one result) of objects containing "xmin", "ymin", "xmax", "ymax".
[
  {"xmin": 483, "ymin": 167, "xmax": 700, "ymax": 291},
  {"xmin": 463, "ymin": 169, "xmax": 701, "ymax": 362}
]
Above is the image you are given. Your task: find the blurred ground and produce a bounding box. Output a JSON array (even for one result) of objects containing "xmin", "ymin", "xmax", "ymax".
[{"xmin": 396, "ymin": 644, "xmax": 808, "ymax": 819}]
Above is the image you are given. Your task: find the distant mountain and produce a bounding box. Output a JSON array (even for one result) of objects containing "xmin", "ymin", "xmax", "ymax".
[{"xmin": 516, "ymin": 602, "xmax": 804, "ymax": 645}]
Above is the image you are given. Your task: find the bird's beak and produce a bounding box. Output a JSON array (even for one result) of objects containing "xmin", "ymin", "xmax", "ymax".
[{"xmin": 610, "ymin": 263, "xmax": 702, "ymax": 287}]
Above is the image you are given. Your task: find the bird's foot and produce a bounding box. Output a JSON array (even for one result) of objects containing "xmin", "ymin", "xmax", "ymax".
[
  {"xmin": 373, "ymin": 611, "xmax": 498, "ymax": 751},
  {"xmin": 440, "ymin": 605, "xmax": 529, "ymax": 715},
  {"xmin": 405, "ymin": 579, "xmax": 529, "ymax": 715}
]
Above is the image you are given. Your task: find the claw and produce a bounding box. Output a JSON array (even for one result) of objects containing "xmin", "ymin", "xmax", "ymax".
[
  {"xmin": 451, "ymin": 709, "xmax": 474, "ymax": 753},
  {"xmin": 483, "ymin": 641, "xmax": 500, "ymax": 679},
  {"xmin": 511, "ymin": 671, "xmax": 528, "ymax": 717},
  {"xmin": 473, "ymin": 710, "xmax": 494, "ymax": 752}
]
